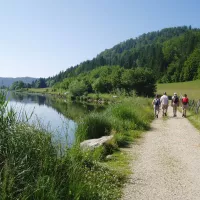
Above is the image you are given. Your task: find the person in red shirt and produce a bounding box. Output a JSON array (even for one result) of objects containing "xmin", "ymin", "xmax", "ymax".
[{"xmin": 181, "ymin": 94, "xmax": 189, "ymax": 117}]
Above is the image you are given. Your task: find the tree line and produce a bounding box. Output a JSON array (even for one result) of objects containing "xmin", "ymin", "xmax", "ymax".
[
  {"xmin": 53, "ymin": 66, "xmax": 156, "ymax": 97},
  {"xmin": 10, "ymin": 78, "xmax": 47, "ymax": 90},
  {"xmin": 10, "ymin": 26, "xmax": 200, "ymax": 97},
  {"xmin": 46, "ymin": 26, "xmax": 200, "ymax": 86}
]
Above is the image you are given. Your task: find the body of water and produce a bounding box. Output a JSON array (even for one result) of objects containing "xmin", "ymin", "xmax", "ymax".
[{"xmin": 6, "ymin": 92, "xmax": 104, "ymax": 146}]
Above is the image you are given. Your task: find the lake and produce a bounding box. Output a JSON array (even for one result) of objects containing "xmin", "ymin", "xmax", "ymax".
[{"xmin": 6, "ymin": 92, "xmax": 104, "ymax": 146}]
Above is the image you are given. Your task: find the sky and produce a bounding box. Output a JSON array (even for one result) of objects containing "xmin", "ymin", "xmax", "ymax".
[{"xmin": 0, "ymin": 0, "xmax": 200, "ymax": 78}]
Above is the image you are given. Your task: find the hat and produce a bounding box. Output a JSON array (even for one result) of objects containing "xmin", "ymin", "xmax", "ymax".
[{"xmin": 174, "ymin": 93, "xmax": 177, "ymax": 95}]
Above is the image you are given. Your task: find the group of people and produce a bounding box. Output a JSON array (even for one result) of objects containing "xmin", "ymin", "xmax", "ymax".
[{"xmin": 152, "ymin": 92, "xmax": 189, "ymax": 118}]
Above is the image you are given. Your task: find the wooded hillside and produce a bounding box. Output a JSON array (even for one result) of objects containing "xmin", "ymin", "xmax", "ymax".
[{"xmin": 46, "ymin": 26, "xmax": 200, "ymax": 86}]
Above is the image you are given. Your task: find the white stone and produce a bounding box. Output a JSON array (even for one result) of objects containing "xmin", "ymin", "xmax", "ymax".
[{"xmin": 80, "ymin": 135, "xmax": 113, "ymax": 150}]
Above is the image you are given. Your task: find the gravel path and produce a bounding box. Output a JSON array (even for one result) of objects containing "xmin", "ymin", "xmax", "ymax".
[{"xmin": 122, "ymin": 106, "xmax": 200, "ymax": 200}]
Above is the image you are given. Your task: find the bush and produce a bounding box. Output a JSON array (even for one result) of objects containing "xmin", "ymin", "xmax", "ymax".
[
  {"xmin": 76, "ymin": 113, "xmax": 112, "ymax": 140},
  {"xmin": 105, "ymin": 102, "xmax": 150, "ymax": 132},
  {"xmin": 69, "ymin": 81, "xmax": 88, "ymax": 96},
  {"xmin": 76, "ymin": 96, "xmax": 80, "ymax": 101}
]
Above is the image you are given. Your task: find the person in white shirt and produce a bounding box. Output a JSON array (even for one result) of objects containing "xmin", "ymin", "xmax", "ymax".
[{"xmin": 160, "ymin": 92, "xmax": 169, "ymax": 116}]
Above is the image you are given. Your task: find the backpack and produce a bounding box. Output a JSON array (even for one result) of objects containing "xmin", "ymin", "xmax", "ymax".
[
  {"xmin": 154, "ymin": 99, "xmax": 160, "ymax": 106},
  {"xmin": 173, "ymin": 96, "xmax": 179, "ymax": 104},
  {"xmin": 182, "ymin": 97, "xmax": 188, "ymax": 105}
]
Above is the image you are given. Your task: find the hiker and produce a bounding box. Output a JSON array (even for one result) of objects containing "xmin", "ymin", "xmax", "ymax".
[
  {"xmin": 160, "ymin": 92, "xmax": 169, "ymax": 116},
  {"xmin": 181, "ymin": 94, "xmax": 189, "ymax": 117},
  {"xmin": 171, "ymin": 93, "xmax": 179, "ymax": 117},
  {"xmin": 152, "ymin": 94, "xmax": 160, "ymax": 118}
]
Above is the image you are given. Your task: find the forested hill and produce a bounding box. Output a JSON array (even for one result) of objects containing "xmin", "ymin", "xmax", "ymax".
[
  {"xmin": 0, "ymin": 77, "xmax": 37, "ymax": 87},
  {"xmin": 46, "ymin": 26, "xmax": 200, "ymax": 86}
]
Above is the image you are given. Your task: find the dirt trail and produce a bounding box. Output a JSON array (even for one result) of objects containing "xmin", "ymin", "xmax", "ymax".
[{"xmin": 122, "ymin": 106, "xmax": 200, "ymax": 200}]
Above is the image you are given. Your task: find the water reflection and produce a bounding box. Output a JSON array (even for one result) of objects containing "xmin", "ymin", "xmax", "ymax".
[{"xmin": 6, "ymin": 92, "xmax": 104, "ymax": 146}]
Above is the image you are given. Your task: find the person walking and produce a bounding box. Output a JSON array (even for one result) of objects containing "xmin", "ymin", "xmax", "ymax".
[
  {"xmin": 171, "ymin": 93, "xmax": 179, "ymax": 117},
  {"xmin": 152, "ymin": 94, "xmax": 160, "ymax": 118},
  {"xmin": 181, "ymin": 94, "xmax": 189, "ymax": 117},
  {"xmin": 160, "ymin": 92, "xmax": 169, "ymax": 116}
]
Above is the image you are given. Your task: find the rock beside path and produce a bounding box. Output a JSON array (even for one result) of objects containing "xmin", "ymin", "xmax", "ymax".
[{"xmin": 80, "ymin": 135, "xmax": 113, "ymax": 150}]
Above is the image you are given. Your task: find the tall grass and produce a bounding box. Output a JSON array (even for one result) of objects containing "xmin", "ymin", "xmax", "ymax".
[
  {"xmin": 0, "ymin": 93, "xmax": 124, "ymax": 199},
  {"xmin": 76, "ymin": 112, "xmax": 112, "ymax": 140},
  {"xmin": 76, "ymin": 96, "xmax": 154, "ymax": 147}
]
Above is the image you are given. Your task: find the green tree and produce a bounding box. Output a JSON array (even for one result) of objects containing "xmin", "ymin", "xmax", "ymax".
[
  {"xmin": 69, "ymin": 81, "xmax": 88, "ymax": 96},
  {"xmin": 182, "ymin": 48, "xmax": 200, "ymax": 81},
  {"xmin": 34, "ymin": 78, "xmax": 47, "ymax": 88}
]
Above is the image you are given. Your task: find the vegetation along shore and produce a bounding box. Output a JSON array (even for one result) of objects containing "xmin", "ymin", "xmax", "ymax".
[{"xmin": 0, "ymin": 91, "xmax": 154, "ymax": 199}]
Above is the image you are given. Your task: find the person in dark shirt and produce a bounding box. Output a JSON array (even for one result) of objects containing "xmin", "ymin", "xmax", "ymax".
[{"xmin": 171, "ymin": 93, "xmax": 179, "ymax": 117}]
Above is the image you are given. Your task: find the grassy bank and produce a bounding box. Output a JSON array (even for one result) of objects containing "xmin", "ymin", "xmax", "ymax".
[
  {"xmin": 0, "ymin": 93, "xmax": 154, "ymax": 199},
  {"xmin": 179, "ymin": 105, "xmax": 200, "ymax": 131},
  {"xmin": 20, "ymin": 87, "xmax": 126, "ymax": 103},
  {"xmin": 19, "ymin": 87, "xmax": 63, "ymax": 96},
  {"xmin": 76, "ymin": 96, "xmax": 154, "ymax": 149},
  {"xmin": 157, "ymin": 80, "xmax": 200, "ymax": 99}
]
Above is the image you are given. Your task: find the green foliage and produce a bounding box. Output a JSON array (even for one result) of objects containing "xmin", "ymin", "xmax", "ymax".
[
  {"xmin": 46, "ymin": 26, "xmax": 200, "ymax": 94},
  {"xmin": 106, "ymin": 98, "xmax": 153, "ymax": 132},
  {"xmin": 76, "ymin": 112, "xmax": 112, "ymax": 140},
  {"xmin": 69, "ymin": 80, "xmax": 88, "ymax": 96},
  {"xmin": 182, "ymin": 48, "xmax": 200, "ymax": 81},
  {"xmin": 121, "ymin": 68, "xmax": 156, "ymax": 96},
  {"xmin": 54, "ymin": 66, "xmax": 156, "ymax": 97},
  {"xmin": 92, "ymin": 78, "xmax": 105, "ymax": 93},
  {"xmin": 33, "ymin": 78, "xmax": 47, "ymax": 88},
  {"xmin": 77, "ymin": 96, "xmax": 153, "ymax": 145},
  {"xmin": 10, "ymin": 81, "xmax": 25, "ymax": 90},
  {"xmin": 0, "ymin": 93, "xmax": 124, "ymax": 199},
  {"xmin": 46, "ymin": 26, "xmax": 200, "ymax": 87}
]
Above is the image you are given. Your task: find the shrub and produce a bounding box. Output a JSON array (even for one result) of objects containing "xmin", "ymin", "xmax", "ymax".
[
  {"xmin": 69, "ymin": 81, "xmax": 88, "ymax": 96},
  {"xmin": 76, "ymin": 113, "xmax": 112, "ymax": 140}
]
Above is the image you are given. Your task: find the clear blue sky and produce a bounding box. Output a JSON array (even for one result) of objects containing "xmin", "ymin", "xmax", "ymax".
[{"xmin": 0, "ymin": 0, "xmax": 200, "ymax": 78}]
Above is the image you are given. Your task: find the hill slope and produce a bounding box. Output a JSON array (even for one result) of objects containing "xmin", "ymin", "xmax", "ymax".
[
  {"xmin": 46, "ymin": 26, "xmax": 200, "ymax": 87},
  {"xmin": 157, "ymin": 80, "xmax": 200, "ymax": 100}
]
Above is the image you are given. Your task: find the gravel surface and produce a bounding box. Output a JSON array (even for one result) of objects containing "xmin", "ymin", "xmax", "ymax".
[{"xmin": 122, "ymin": 106, "xmax": 200, "ymax": 200}]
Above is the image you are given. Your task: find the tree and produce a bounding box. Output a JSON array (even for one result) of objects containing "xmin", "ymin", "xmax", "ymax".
[
  {"xmin": 69, "ymin": 81, "xmax": 88, "ymax": 96},
  {"xmin": 10, "ymin": 81, "xmax": 25, "ymax": 90},
  {"xmin": 92, "ymin": 78, "xmax": 105, "ymax": 93},
  {"xmin": 34, "ymin": 78, "xmax": 47, "ymax": 88},
  {"xmin": 182, "ymin": 48, "xmax": 200, "ymax": 81}
]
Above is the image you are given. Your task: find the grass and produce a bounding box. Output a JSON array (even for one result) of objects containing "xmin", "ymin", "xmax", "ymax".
[
  {"xmin": 0, "ymin": 93, "xmax": 124, "ymax": 200},
  {"xmin": 157, "ymin": 79, "xmax": 200, "ymax": 100},
  {"xmin": 76, "ymin": 112, "xmax": 112, "ymax": 140},
  {"xmin": 77, "ymin": 96, "xmax": 154, "ymax": 147},
  {"xmin": 87, "ymin": 93, "xmax": 124, "ymax": 102},
  {"xmin": 103, "ymin": 151, "xmax": 132, "ymax": 177},
  {"xmin": 0, "ymin": 92, "xmax": 154, "ymax": 199},
  {"xmin": 187, "ymin": 113, "xmax": 200, "ymax": 130},
  {"xmin": 28, "ymin": 87, "xmax": 63, "ymax": 95},
  {"xmin": 178, "ymin": 107, "xmax": 200, "ymax": 131}
]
